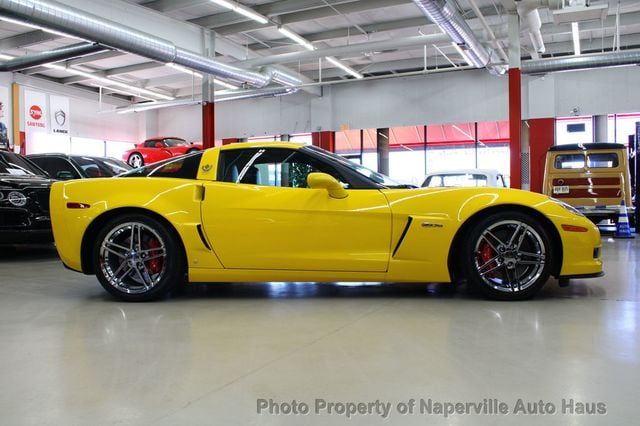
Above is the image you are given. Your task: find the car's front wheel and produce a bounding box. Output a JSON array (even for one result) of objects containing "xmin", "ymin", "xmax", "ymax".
[
  {"xmin": 128, "ymin": 152, "xmax": 144, "ymax": 167},
  {"xmin": 93, "ymin": 214, "xmax": 185, "ymax": 301},
  {"xmin": 462, "ymin": 211, "xmax": 554, "ymax": 300}
]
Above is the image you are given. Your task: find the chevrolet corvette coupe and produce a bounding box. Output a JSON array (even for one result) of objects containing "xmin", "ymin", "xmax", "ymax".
[
  {"xmin": 50, "ymin": 142, "xmax": 603, "ymax": 302},
  {"xmin": 122, "ymin": 136, "xmax": 202, "ymax": 167}
]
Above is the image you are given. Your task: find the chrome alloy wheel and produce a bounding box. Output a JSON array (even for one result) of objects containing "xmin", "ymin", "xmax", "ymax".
[
  {"xmin": 473, "ymin": 220, "xmax": 546, "ymax": 293},
  {"xmin": 98, "ymin": 222, "xmax": 167, "ymax": 294},
  {"xmin": 128, "ymin": 153, "xmax": 143, "ymax": 168}
]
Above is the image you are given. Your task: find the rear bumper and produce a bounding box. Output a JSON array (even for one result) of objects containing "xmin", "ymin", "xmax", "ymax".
[{"xmin": 0, "ymin": 228, "xmax": 53, "ymax": 244}]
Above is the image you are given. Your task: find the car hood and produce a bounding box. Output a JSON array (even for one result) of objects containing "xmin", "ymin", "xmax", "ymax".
[{"xmin": 0, "ymin": 174, "xmax": 54, "ymax": 189}]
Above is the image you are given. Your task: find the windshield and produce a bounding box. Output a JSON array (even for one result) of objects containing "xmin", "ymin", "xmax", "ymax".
[
  {"xmin": 0, "ymin": 152, "xmax": 47, "ymax": 176},
  {"xmin": 73, "ymin": 156, "xmax": 132, "ymax": 177},
  {"xmin": 303, "ymin": 145, "xmax": 409, "ymax": 188}
]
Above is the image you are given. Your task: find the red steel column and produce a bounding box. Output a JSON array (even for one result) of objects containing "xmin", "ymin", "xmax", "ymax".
[
  {"xmin": 509, "ymin": 68, "xmax": 522, "ymax": 189},
  {"xmin": 202, "ymin": 101, "xmax": 215, "ymax": 149},
  {"xmin": 528, "ymin": 118, "xmax": 555, "ymax": 194},
  {"xmin": 312, "ymin": 131, "xmax": 335, "ymax": 152}
]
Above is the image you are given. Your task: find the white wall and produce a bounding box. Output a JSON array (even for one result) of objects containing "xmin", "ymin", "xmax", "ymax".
[
  {"xmin": 524, "ymin": 66, "xmax": 640, "ymax": 118},
  {"xmin": 157, "ymin": 105, "xmax": 201, "ymax": 143},
  {"xmin": 67, "ymin": 98, "xmax": 138, "ymax": 142},
  {"xmin": 10, "ymin": 64, "xmax": 640, "ymax": 145}
]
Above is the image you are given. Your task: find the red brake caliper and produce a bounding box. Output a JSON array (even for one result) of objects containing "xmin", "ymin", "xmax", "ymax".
[
  {"xmin": 479, "ymin": 243, "xmax": 498, "ymax": 278},
  {"xmin": 146, "ymin": 238, "xmax": 163, "ymax": 274}
]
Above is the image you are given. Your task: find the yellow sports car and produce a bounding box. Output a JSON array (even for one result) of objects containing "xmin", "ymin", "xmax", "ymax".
[{"xmin": 49, "ymin": 142, "xmax": 603, "ymax": 302}]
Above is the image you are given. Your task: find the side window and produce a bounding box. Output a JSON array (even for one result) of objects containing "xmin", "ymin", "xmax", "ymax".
[
  {"xmin": 144, "ymin": 140, "xmax": 161, "ymax": 148},
  {"xmin": 34, "ymin": 157, "xmax": 81, "ymax": 179},
  {"xmin": 218, "ymin": 148, "xmax": 349, "ymax": 188}
]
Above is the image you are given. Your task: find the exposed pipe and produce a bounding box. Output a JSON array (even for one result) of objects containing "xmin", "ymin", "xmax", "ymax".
[
  {"xmin": 0, "ymin": 43, "xmax": 108, "ymax": 71},
  {"xmin": 521, "ymin": 49, "xmax": 640, "ymax": 74},
  {"xmin": 466, "ymin": 0, "xmax": 509, "ymax": 63},
  {"xmin": 0, "ymin": 0, "xmax": 300, "ymax": 88},
  {"xmin": 517, "ymin": 3, "xmax": 546, "ymax": 55},
  {"xmin": 411, "ymin": 0, "xmax": 491, "ymax": 68}
]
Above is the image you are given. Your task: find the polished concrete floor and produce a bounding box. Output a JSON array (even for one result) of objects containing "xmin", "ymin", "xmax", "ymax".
[{"xmin": 0, "ymin": 236, "xmax": 638, "ymax": 426}]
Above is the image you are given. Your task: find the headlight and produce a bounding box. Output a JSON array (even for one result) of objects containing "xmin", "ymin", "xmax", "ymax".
[
  {"xmin": 7, "ymin": 191, "xmax": 27, "ymax": 207},
  {"xmin": 551, "ymin": 198, "xmax": 584, "ymax": 217}
]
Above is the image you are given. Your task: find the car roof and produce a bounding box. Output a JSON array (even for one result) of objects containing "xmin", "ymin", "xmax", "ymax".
[
  {"xmin": 27, "ymin": 153, "xmax": 116, "ymax": 161},
  {"xmin": 145, "ymin": 136, "xmax": 185, "ymax": 141},
  {"xmin": 548, "ymin": 143, "xmax": 626, "ymax": 152},
  {"xmin": 217, "ymin": 141, "xmax": 307, "ymax": 151},
  {"xmin": 425, "ymin": 168, "xmax": 502, "ymax": 176}
]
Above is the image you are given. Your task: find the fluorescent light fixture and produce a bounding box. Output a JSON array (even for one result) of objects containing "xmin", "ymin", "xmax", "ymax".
[
  {"xmin": 209, "ymin": 0, "xmax": 269, "ymax": 24},
  {"xmin": 1, "ymin": 51, "xmax": 171, "ymax": 100},
  {"xmin": 45, "ymin": 63, "xmax": 174, "ymax": 100},
  {"xmin": 165, "ymin": 63, "xmax": 239, "ymax": 89},
  {"xmin": 213, "ymin": 79, "xmax": 239, "ymax": 90},
  {"xmin": 278, "ymin": 26, "xmax": 315, "ymax": 51},
  {"xmin": 571, "ymin": 22, "xmax": 581, "ymax": 56},
  {"xmin": 451, "ymin": 42, "xmax": 473, "ymax": 66},
  {"xmin": 116, "ymin": 99, "xmax": 201, "ymax": 114},
  {"xmin": 166, "ymin": 63, "xmax": 202, "ymax": 78},
  {"xmin": 325, "ymin": 56, "xmax": 363, "ymax": 79},
  {"xmin": 0, "ymin": 17, "xmax": 87, "ymax": 41}
]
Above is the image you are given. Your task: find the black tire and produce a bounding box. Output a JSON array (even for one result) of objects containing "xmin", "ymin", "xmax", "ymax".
[
  {"xmin": 93, "ymin": 214, "xmax": 185, "ymax": 302},
  {"xmin": 461, "ymin": 211, "xmax": 554, "ymax": 301},
  {"xmin": 128, "ymin": 152, "xmax": 144, "ymax": 167}
]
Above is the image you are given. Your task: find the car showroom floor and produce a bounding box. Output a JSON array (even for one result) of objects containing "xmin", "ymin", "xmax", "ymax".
[{"xmin": 0, "ymin": 236, "xmax": 638, "ymax": 426}]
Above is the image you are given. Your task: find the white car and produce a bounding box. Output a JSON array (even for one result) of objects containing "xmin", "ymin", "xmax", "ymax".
[{"xmin": 422, "ymin": 169, "xmax": 508, "ymax": 188}]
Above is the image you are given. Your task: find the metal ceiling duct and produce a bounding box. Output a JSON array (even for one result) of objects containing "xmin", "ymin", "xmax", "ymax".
[
  {"xmin": 0, "ymin": 0, "xmax": 299, "ymax": 88},
  {"xmin": 411, "ymin": 0, "xmax": 491, "ymax": 68},
  {"xmin": 0, "ymin": 43, "xmax": 108, "ymax": 71},
  {"xmin": 522, "ymin": 49, "xmax": 640, "ymax": 74}
]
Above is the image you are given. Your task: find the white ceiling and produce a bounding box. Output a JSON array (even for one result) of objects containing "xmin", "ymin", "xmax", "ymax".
[{"xmin": 2, "ymin": 0, "xmax": 640, "ymax": 105}]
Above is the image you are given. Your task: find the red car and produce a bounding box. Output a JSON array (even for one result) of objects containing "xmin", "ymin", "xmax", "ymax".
[{"xmin": 123, "ymin": 137, "xmax": 202, "ymax": 167}]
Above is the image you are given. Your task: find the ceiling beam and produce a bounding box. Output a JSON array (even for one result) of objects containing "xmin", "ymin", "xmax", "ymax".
[
  {"xmin": 59, "ymin": 61, "xmax": 162, "ymax": 84},
  {"xmin": 64, "ymin": 50, "xmax": 126, "ymax": 67},
  {"xmin": 0, "ymin": 30, "xmax": 59, "ymax": 50},
  {"xmin": 189, "ymin": 0, "xmax": 358, "ymax": 28},
  {"xmin": 140, "ymin": 0, "xmax": 208, "ymax": 13}
]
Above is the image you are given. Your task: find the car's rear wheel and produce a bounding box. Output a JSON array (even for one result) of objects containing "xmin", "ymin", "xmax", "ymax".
[
  {"xmin": 462, "ymin": 211, "xmax": 554, "ymax": 300},
  {"xmin": 128, "ymin": 153, "xmax": 144, "ymax": 167},
  {"xmin": 93, "ymin": 214, "xmax": 184, "ymax": 301}
]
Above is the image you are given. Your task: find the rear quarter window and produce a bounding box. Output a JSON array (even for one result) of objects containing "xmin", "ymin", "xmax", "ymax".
[
  {"xmin": 587, "ymin": 153, "xmax": 618, "ymax": 168},
  {"xmin": 554, "ymin": 154, "xmax": 585, "ymax": 169}
]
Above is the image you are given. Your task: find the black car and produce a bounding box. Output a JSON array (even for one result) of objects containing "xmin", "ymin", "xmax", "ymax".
[
  {"xmin": 27, "ymin": 153, "xmax": 132, "ymax": 180},
  {"xmin": 0, "ymin": 150, "xmax": 54, "ymax": 243}
]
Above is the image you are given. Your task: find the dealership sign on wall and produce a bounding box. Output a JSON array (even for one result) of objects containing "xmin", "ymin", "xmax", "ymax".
[
  {"xmin": 50, "ymin": 95, "xmax": 70, "ymax": 135},
  {"xmin": 25, "ymin": 90, "xmax": 48, "ymax": 134}
]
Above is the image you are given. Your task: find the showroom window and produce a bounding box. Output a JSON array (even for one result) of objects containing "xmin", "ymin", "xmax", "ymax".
[{"xmin": 335, "ymin": 121, "xmax": 510, "ymax": 186}]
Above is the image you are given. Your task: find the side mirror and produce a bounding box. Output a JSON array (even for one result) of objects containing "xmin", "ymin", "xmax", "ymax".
[
  {"xmin": 56, "ymin": 170, "xmax": 75, "ymax": 180},
  {"xmin": 307, "ymin": 172, "xmax": 348, "ymax": 199},
  {"xmin": 155, "ymin": 142, "xmax": 164, "ymax": 148}
]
